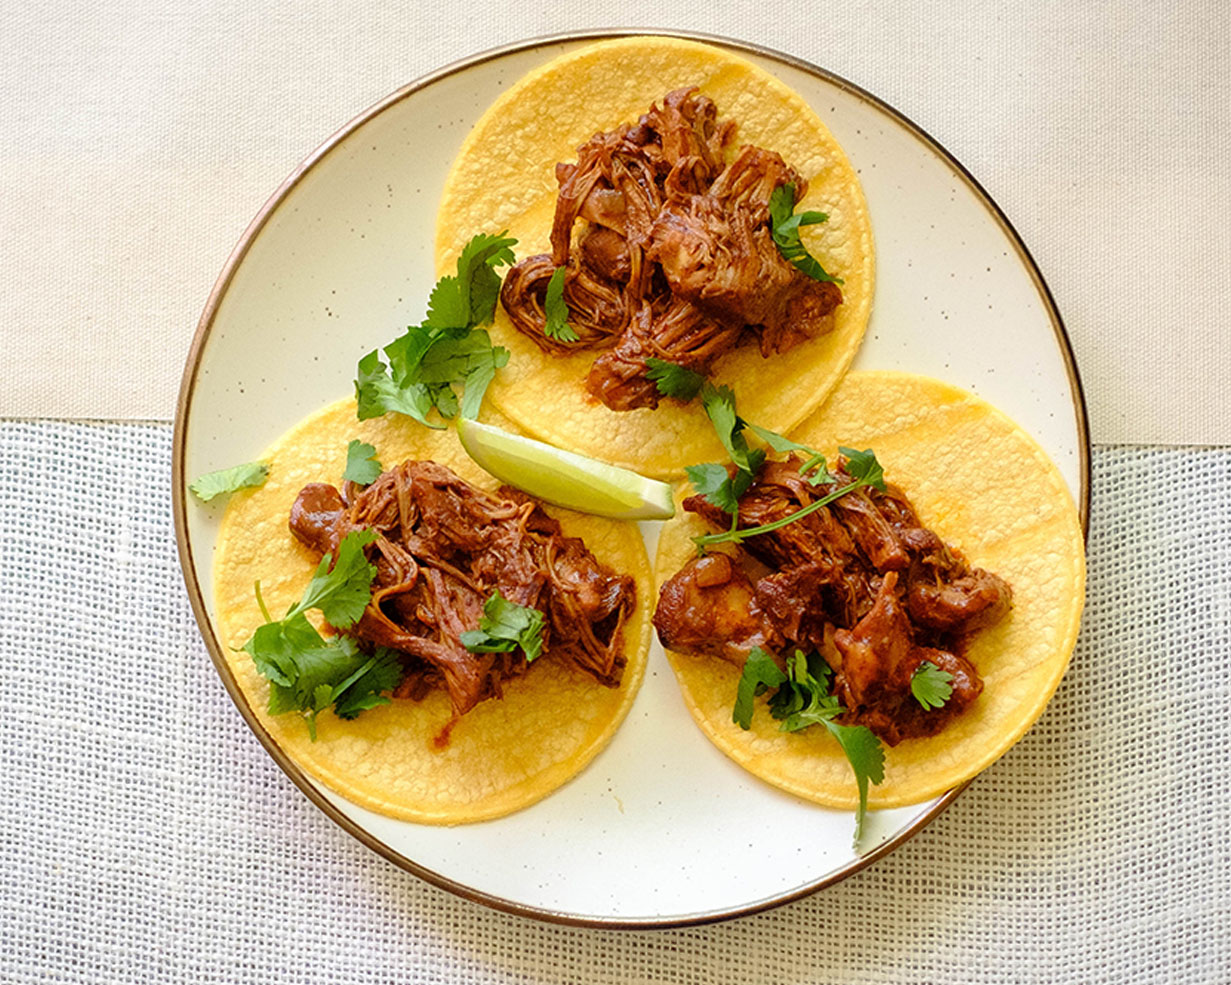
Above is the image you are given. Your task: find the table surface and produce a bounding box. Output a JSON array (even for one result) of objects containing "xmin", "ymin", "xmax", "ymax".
[{"xmin": 3, "ymin": 3, "xmax": 1229, "ymax": 982}]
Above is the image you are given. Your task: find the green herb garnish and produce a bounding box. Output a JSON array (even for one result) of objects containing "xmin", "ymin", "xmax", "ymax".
[
  {"xmin": 682, "ymin": 384, "xmax": 767, "ymax": 531},
  {"xmin": 189, "ymin": 462, "xmax": 269, "ymax": 503},
  {"xmin": 645, "ymin": 358, "xmax": 706, "ymax": 401},
  {"xmin": 692, "ymin": 445, "xmax": 885, "ymax": 550},
  {"xmin": 735, "ymin": 647, "xmax": 885, "ymax": 846},
  {"xmin": 769, "ymin": 183, "xmax": 843, "ymax": 285},
  {"xmin": 543, "ymin": 266, "xmax": 579, "ymax": 343},
  {"xmin": 732, "ymin": 647, "xmax": 788, "ymax": 729},
  {"xmin": 242, "ymin": 529, "xmax": 402, "ymax": 739},
  {"xmin": 684, "ymin": 462, "xmax": 756, "ymax": 517},
  {"xmin": 342, "ymin": 440, "xmax": 383, "ymax": 486},
  {"xmin": 701, "ymin": 384, "xmax": 764, "ymax": 475},
  {"xmin": 355, "ymin": 232, "xmax": 516, "ymax": 426},
  {"xmin": 744, "ymin": 422, "xmax": 829, "ymax": 484},
  {"xmin": 459, "ymin": 590, "xmax": 546, "ymax": 663},
  {"xmin": 910, "ymin": 661, "xmax": 955, "ymax": 711}
]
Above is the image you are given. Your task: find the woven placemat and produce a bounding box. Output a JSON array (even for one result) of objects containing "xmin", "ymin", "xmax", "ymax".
[{"xmin": 1, "ymin": 422, "xmax": 1226, "ymax": 982}]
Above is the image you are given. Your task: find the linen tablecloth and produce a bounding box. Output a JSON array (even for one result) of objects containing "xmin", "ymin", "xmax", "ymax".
[{"xmin": 3, "ymin": 1, "xmax": 1229, "ymax": 981}]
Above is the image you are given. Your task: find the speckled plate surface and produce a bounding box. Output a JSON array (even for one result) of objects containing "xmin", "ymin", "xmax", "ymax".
[{"xmin": 173, "ymin": 30, "xmax": 1089, "ymax": 928}]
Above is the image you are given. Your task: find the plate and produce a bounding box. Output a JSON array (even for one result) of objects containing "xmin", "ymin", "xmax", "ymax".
[{"xmin": 173, "ymin": 30, "xmax": 1089, "ymax": 927}]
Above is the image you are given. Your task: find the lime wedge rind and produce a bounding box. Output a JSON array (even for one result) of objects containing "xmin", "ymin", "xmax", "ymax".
[{"xmin": 457, "ymin": 419, "xmax": 675, "ymax": 521}]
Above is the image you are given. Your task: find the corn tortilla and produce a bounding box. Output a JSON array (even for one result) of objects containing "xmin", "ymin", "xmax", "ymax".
[
  {"xmin": 213, "ymin": 400, "xmax": 653, "ymax": 823},
  {"xmin": 654, "ymin": 371, "xmax": 1085, "ymax": 808},
  {"xmin": 435, "ymin": 37, "xmax": 874, "ymax": 479}
]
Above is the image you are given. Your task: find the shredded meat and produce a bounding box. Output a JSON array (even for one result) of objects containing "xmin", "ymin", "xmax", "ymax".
[
  {"xmin": 499, "ymin": 88, "xmax": 843, "ymax": 410},
  {"xmin": 654, "ymin": 455, "xmax": 1011, "ymax": 745},
  {"xmin": 288, "ymin": 461, "xmax": 636, "ymax": 726}
]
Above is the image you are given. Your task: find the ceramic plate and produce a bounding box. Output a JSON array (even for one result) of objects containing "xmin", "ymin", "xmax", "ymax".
[{"xmin": 173, "ymin": 30, "xmax": 1089, "ymax": 928}]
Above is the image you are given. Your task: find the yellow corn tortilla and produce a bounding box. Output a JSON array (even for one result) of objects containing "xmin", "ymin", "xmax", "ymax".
[
  {"xmin": 212, "ymin": 399, "xmax": 653, "ymax": 823},
  {"xmin": 654, "ymin": 371, "xmax": 1085, "ymax": 808},
  {"xmin": 435, "ymin": 37, "xmax": 874, "ymax": 479}
]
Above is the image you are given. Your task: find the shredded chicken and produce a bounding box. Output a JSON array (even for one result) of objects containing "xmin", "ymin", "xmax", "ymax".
[
  {"xmin": 289, "ymin": 461, "xmax": 636, "ymax": 723},
  {"xmin": 499, "ymin": 88, "xmax": 843, "ymax": 411},
  {"xmin": 653, "ymin": 456, "xmax": 1011, "ymax": 744}
]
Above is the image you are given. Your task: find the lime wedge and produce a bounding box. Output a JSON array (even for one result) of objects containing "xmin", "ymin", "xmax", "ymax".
[{"xmin": 457, "ymin": 418, "xmax": 675, "ymax": 520}]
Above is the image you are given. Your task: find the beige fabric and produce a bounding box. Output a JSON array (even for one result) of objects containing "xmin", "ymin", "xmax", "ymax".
[
  {"xmin": 1, "ymin": 2, "xmax": 1227, "ymax": 443},
  {"xmin": 2, "ymin": 424, "xmax": 1228, "ymax": 981}
]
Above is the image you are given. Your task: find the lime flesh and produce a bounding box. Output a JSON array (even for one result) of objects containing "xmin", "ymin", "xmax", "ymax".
[{"xmin": 457, "ymin": 418, "xmax": 675, "ymax": 521}]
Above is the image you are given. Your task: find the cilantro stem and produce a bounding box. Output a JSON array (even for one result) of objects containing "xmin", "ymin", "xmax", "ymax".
[
  {"xmin": 253, "ymin": 580, "xmax": 273, "ymax": 624},
  {"xmin": 694, "ymin": 479, "xmax": 870, "ymax": 549}
]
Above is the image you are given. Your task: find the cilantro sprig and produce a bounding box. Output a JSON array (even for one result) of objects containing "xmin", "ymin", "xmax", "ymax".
[
  {"xmin": 242, "ymin": 529, "xmax": 403, "ymax": 739},
  {"xmin": 769, "ymin": 183, "xmax": 843, "ymax": 285},
  {"xmin": 692, "ymin": 444, "xmax": 885, "ymax": 551},
  {"xmin": 683, "ymin": 384, "xmax": 885, "ymax": 550},
  {"xmin": 682, "ymin": 385, "xmax": 766, "ymax": 530},
  {"xmin": 190, "ymin": 461, "xmax": 269, "ymax": 503},
  {"xmin": 459, "ymin": 591, "xmax": 546, "ymax": 663},
  {"xmin": 910, "ymin": 661, "xmax": 955, "ymax": 711},
  {"xmin": 543, "ymin": 266, "xmax": 579, "ymax": 343},
  {"xmin": 355, "ymin": 232, "xmax": 516, "ymax": 427},
  {"xmin": 735, "ymin": 647, "xmax": 885, "ymax": 847}
]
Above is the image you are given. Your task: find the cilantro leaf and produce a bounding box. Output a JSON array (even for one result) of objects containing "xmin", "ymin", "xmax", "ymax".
[
  {"xmin": 424, "ymin": 231, "xmax": 517, "ymax": 330},
  {"xmin": 770, "ymin": 650, "xmax": 835, "ymax": 725},
  {"xmin": 732, "ymin": 644, "xmax": 886, "ymax": 847},
  {"xmin": 459, "ymin": 346, "xmax": 509, "ymax": 420},
  {"xmin": 331, "ymin": 649, "xmax": 404, "ymax": 720},
  {"xmin": 384, "ymin": 323, "xmax": 435, "ymax": 382},
  {"xmin": 910, "ymin": 661, "xmax": 955, "ymax": 711},
  {"xmin": 733, "ymin": 647, "xmax": 788, "ymax": 729},
  {"xmin": 459, "ymin": 591, "xmax": 546, "ymax": 663},
  {"xmin": 685, "ymin": 462, "xmax": 755, "ymax": 517},
  {"xmin": 343, "ymin": 440, "xmax": 383, "ymax": 486},
  {"xmin": 543, "ymin": 267, "xmax": 579, "ymax": 343},
  {"xmin": 355, "ymin": 349, "xmax": 439, "ymax": 428},
  {"xmin": 288, "ymin": 529, "xmax": 378, "ymax": 630},
  {"xmin": 746, "ymin": 423, "xmax": 829, "ymax": 484},
  {"xmin": 693, "ymin": 444, "xmax": 888, "ymax": 549},
  {"xmin": 839, "ymin": 446, "xmax": 886, "ymax": 492},
  {"xmin": 821, "ymin": 720, "xmax": 885, "ymax": 844},
  {"xmin": 646, "ymin": 358, "xmax": 706, "ymax": 401},
  {"xmin": 189, "ymin": 461, "xmax": 268, "ymax": 503},
  {"xmin": 263, "ymin": 630, "xmax": 370, "ymax": 741},
  {"xmin": 769, "ymin": 183, "xmax": 843, "ymax": 285},
  {"xmin": 701, "ymin": 384, "xmax": 765, "ymax": 475}
]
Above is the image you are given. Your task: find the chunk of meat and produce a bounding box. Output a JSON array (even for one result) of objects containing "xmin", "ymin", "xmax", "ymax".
[
  {"xmin": 649, "ymin": 148, "xmax": 842, "ymax": 349},
  {"xmin": 288, "ymin": 482, "xmax": 345, "ymax": 556},
  {"xmin": 585, "ymin": 300, "xmax": 739, "ymax": 411},
  {"xmin": 832, "ymin": 573, "xmax": 983, "ymax": 745},
  {"xmin": 654, "ymin": 553, "xmax": 779, "ymax": 667},
  {"xmin": 908, "ymin": 568, "xmax": 1013, "ymax": 633}
]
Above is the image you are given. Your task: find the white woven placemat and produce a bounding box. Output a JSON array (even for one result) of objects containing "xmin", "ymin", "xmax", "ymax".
[{"xmin": 2, "ymin": 421, "xmax": 1227, "ymax": 982}]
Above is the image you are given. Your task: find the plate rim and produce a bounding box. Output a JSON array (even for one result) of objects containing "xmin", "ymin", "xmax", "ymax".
[{"xmin": 171, "ymin": 26, "xmax": 1092, "ymax": 929}]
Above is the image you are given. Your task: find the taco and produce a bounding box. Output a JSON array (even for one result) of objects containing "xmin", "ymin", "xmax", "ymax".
[
  {"xmin": 212, "ymin": 398, "xmax": 653, "ymax": 824},
  {"xmin": 435, "ymin": 37, "xmax": 874, "ymax": 478},
  {"xmin": 652, "ymin": 371, "xmax": 1085, "ymax": 809}
]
